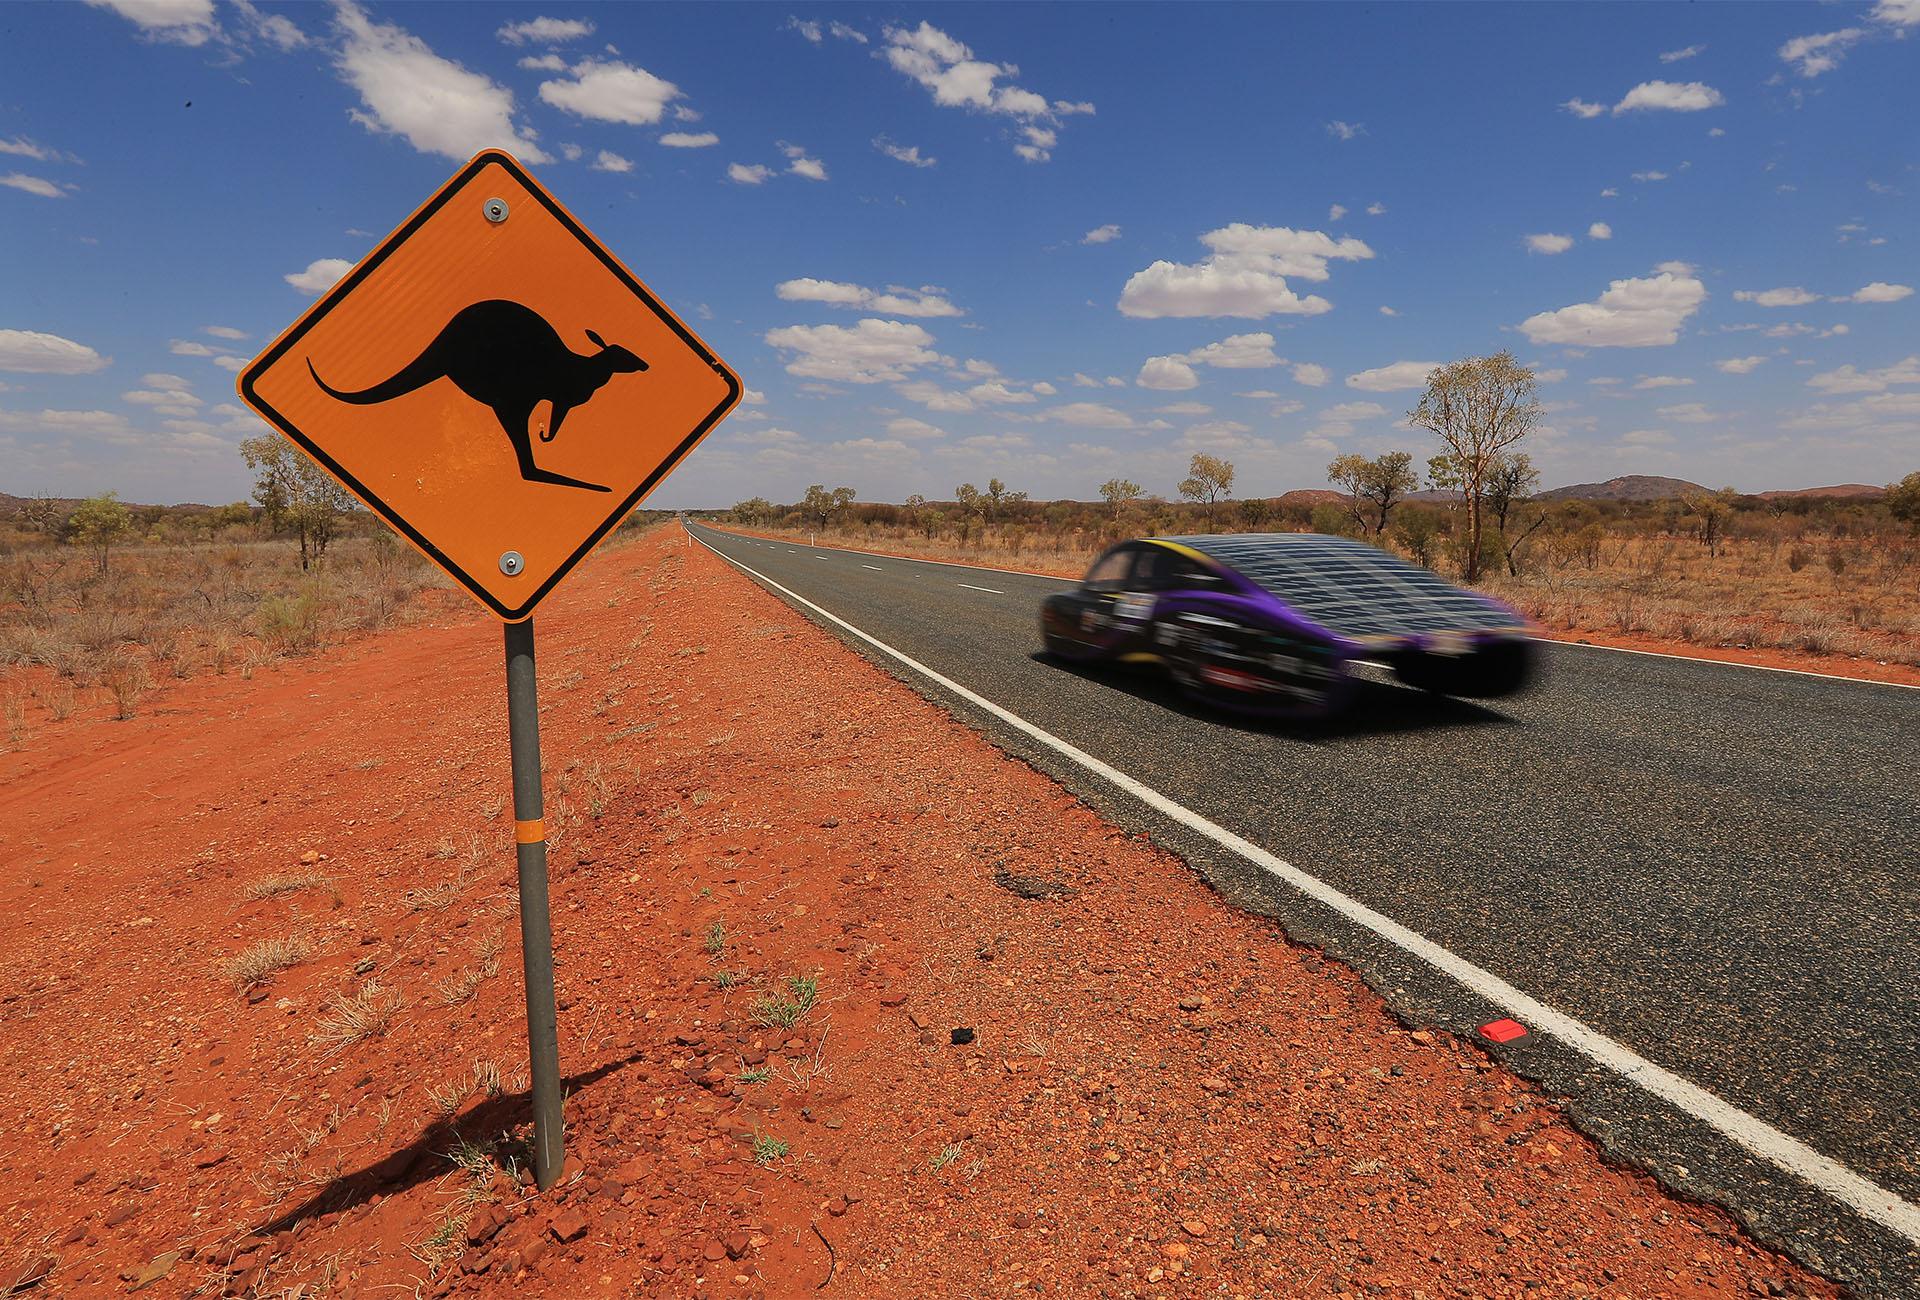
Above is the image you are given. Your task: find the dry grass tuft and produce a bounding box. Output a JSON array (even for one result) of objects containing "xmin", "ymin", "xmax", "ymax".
[
  {"xmin": 310, "ymin": 981, "xmax": 402, "ymax": 1049},
  {"xmin": 244, "ymin": 870, "xmax": 334, "ymax": 901},
  {"xmin": 223, "ymin": 933, "xmax": 316, "ymax": 989}
]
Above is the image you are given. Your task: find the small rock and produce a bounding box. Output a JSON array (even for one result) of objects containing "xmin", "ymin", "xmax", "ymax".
[
  {"xmin": 1198, "ymin": 1076, "xmax": 1230, "ymax": 1094},
  {"xmin": 7, "ymin": 1257, "xmax": 56, "ymax": 1292},
  {"xmin": 950, "ymin": 1027, "xmax": 975, "ymax": 1046},
  {"xmin": 878, "ymin": 989, "xmax": 907, "ymax": 1008},
  {"xmin": 1180, "ymin": 1219, "xmax": 1208, "ymax": 1238},
  {"xmin": 300, "ymin": 850, "xmax": 320, "ymax": 864},
  {"xmin": 1409, "ymin": 1030, "xmax": 1435, "ymax": 1046},
  {"xmin": 129, "ymin": 1250, "xmax": 182, "ymax": 1291},
  {"xmin": 1177, "ymin": 996, "xmax": 1203, "ymax": 1012},
  {"xmin": 825, "ymin": 1197, "xmax": 848, "ymax": 1218},
  {"xmin": 702, "ymin": 1240, "xmax": 727, "ymax": 1263},
  {"xmin": 724, "ymin": 1232, "xmax": 750, "ymax": 1260},
  {"xmin": 1011, "ymin": 1212, "xmax": 1033, "ymax": 1230},
  {"xmin": 548, "ymin": 1210, "xmax": 589, "ymax": 1244}
]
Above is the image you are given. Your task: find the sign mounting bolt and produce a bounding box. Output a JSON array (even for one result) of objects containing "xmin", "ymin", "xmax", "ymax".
[
  {"xmin": 484, "ymin": 197, "xmax": 509, "ymax": 224},
  {"xmin": 499, "ymin": 550, "xmax": 525, "ymax": 576}
]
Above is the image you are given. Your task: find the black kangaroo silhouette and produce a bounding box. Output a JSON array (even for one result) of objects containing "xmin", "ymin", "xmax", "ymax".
[{"xmin": 306, "ymin": 299, "xmax": 647, "ymax": 493}]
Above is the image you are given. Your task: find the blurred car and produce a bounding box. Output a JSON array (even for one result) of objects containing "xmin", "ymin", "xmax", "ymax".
[{"xmin": 1039, "ymin": 532, "xmax": 1535, "ymax": 718}]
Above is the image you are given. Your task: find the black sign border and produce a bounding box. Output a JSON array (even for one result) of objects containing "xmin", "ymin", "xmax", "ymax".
[{"xmin": 239, "ymin": 149, "xmax": 742, "ymax": 622}]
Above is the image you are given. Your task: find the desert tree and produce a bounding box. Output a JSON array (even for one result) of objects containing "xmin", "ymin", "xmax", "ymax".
[
  {"xmin": 1237, "ymin": 496, "xmax": 1273, "ymax": 529},
  {"xmin": 66, "ymin": 491, "xmax": 134, "ymax": 575},
  {"xmin": 1483, "ymin": 453, "xmax": 1547, "ymax": 575},
  {"xmin": 241, "ymin": 434, "xmax": 353, "ymax": 571},
  {"xmin": 953, "ymin": 482, "xmax": 985, "ymax": 520},
  {"xmin": 732, "ymin": 497, "xmax": 774, "ymax": 525},
  {"xmin": 1408, "ymin": 351, "xmax": 1540, "ymax": 581},
  {"xmin": 1326, "ymin": 451, "xmax": 1417, "ymax": 537},
  {"xmin": 799, "ymin": 484, "xmax": 856, "ymax": 529},
  {"xmin": 1099, "ymin": 477, "xmax": 1143, "ymax": 517},
  {"xmin": 1177, "ymin": 454, "xmax": 1235, "ymax": 527},
  {"xmin": 1681, "ymin": 486, "xmax": 1740, "ymax": 558},
  {"xmin": 984, "ymin": 477, "xmax": 1026, "ymax": 522},
  {"xmin": 1889, "ymin": 470, "xmax": 1920, "ymax": 533}
]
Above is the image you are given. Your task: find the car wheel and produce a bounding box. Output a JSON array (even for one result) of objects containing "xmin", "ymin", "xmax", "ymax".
[{"xmin": 1170, "ymin": 643, "xmax": 1352, "ymax": 720}]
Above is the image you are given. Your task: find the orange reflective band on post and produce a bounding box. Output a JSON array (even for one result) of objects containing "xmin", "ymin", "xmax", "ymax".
[{"xmin": 515, "ymin": 818, "xmax": 546, "ymax": 845}]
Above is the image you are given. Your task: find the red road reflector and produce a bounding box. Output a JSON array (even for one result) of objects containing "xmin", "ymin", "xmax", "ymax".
[{"xmin": 1480, "ymin": 1018, "xmax": 1529, "ymax": 1044}]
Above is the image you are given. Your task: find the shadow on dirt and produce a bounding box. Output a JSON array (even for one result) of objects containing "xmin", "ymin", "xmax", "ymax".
[
  {"xmin": 252, "ymin": 1050, "xmax": 645, "ymax": 1238},
  {"xmin": 1032, "ymin": 653, "xmax": 1526, "ymax": 741}
]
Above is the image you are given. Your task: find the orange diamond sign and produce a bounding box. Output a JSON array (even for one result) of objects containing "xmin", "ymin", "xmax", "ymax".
[{"xmin": 238, "ymin": 150, "xmax": 741, "ymax": 621}]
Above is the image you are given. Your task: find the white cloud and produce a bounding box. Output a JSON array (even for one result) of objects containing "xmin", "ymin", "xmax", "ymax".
[
  {"xmin": 1081, "ymin": 224, "xmax": 1122, "ymax": 245},
  {"xmin": 1346, "ymin": 361, "xmax": 1441, "ymax": 392},
  {"xmin": 1660, "ymin": 44, "xmax": 1706, "ymax": 63},
  {"xmin": 1329, "ymin": 204, "xmax": 1347, "ymax": 222},
  {"xmin": 1378, "ymin": 305, "xmax": 1398, "ymax": 317},
  {"xmin": 1613, "ymin": 80, "xmax": 1725, "ymax": 113},
  {"xmin": 1805, "ymin": 356, "xmax": 1920, "ymax": 394},
  {"xmin": 776, "ymin": 279, "xmax": 961, "ymax": 318},
  {"xmin": 1311, "ymin": 401, "xmax": 1388, "ymax": 437},
  {"xmin": 874, "ymin": 136, "xmax": 934, "ymax": 167},
  {"xmin": 518, "ymin": 53, "xmax": 565, "ymax": 72},
  {"xmin": 540, "ymin": 58, "xmax": 681, "ymax": 125},
  {"xmin": 204, "ymin": 325, "xmax": 247, "ymax": 340},
  {"xmin": 1031, "ymin": 381, "xmax": 1056, "ymax": 396},
  {"xmin": 1526, "ymin": 232, "xmax": 1574, "ymax": 255},
  {"xmin": 1137, "ymin": 357, "xmax": 1199, "ymax": 390},
  {"xmin": 764, "ymin": 319, "xmax": 940, "ymax": 384},
  {"xmin": 787, "ymin": 17, "xmax": 822, "ymax": 42},
  {"xmin": 1733, "ymin": 287, "xmax": 1819, "ymax": 308},
  {"xmin": 660, "ymin": 131, "xmax": 718, "ymax": 148},
  {"xmin": 334, "ymin": 2, "xmax": 547, "ymax": 162},
  {"xmin": 1043, "ymin": 402, "xmax": 1136, "ymax": 428},
  {"xmin": 1779, "ymin": 29, "xmax": 1865, "ymax": 77},
  {"xmin": 285, "ymin": 257, "xmax": 352, "ymax": 295},
  {"xmin": 1, "ymin": 173, "xmax": 66, "ymax": 199},
  {"xmin": 1656, "ymin": 402, "xmax": 1720, "ymax": 424},
  {"xmin": 1118, "ymin": 224, "xmax": 1372, "ymax": 319},
  {"xmin": 1874, "ymin": 0, "xmax": 1920, "ymax": 25},
  {"xmin": 881, "ymin": 21, "xmax": 1087, "ymax": 160},
  {"xmin": 1563, "ymin": 98, "xmax": 1607, "ymax": 119},
  {"xmin": 1519, "ymin": 268, "xmax": 1707, "ymax": 348},
  {"xmin": 1632, "ymin": 375, "xmax": 1693, "ymax": 389},
  {"xmin": 1533, "ymin": 368, "xmax": 1569, "ymax": 384},
  {"xmin": 966, "ymin": 381, "xmax": 1036, "ymax": 404},
  {"xmin": 1601, "ymin": 186, "xmax": 1619, "ymax": 198},
  {"xmin": 1633, "ymin": 170, "xmax": 1669, "ymax": 183},
  {"xmin": 86, "ymin": 0, "xmax": 217, "ymax": 45},
  {"xmin": 0, "ymin": 329, "xmax": 109, "ymax": 374},
  {"xmin": 497, "ymin": 16, "xmax": 594, "ymax": 45},
  {"xmin": 591, "ymin": 150, "xmax": 632, "ymax": 173},
  {"xmin": 122, "ymin": 372, "xmax": 202, "ymax": 418},
  {"xmin": 829, "ymin": 21, "xmax": 867, "ymax": 43},
  {"xmin": 1157, "ymin": 402, "xmax": 1212, "ymax": 416},
  {"xmin": 728, "ymin": 163, "xmax": 772, "ymax": 185},
  {"xmin": 1182, "ymin": 332, "xmax": 1283, "ymax": 369},
  {"xmin": 1851, "ymin": 281, "xmax": 1914, "ymax": 303},
  {"xmin": 0, "ymin": 136, "xmax": 77, "ymax": 164},
  {"xmin": 786, "ymin": 153, "xmax": 827, "ymax": 180},
  {"xmin": 169, "ymin": 339, "xmax": 220, "ymax": 357},
  {"xmin": 1588, "ymin": 221, "xmax": 1613, "ymax": 240},
  {"xmin": 885, "ymin": 416, "xmax": 946, "ymax": 440},
  {"xmin": 1717, "ymin": 356, "xmax": 1768, "ymax": 374},
  {"xmin": 0, "ymin": 407, "xmax": 134, "ymax": 436},
  {"xmin": 1326, "ymin": 120, "xmax": 1364, "ymax": 140},
  {"xmin": 895, "ymin": 380, "xmax": 974, "ymax": 412},
  {"xmin": 1620, "ymin": 428, "xmax": 1673, "ymax": 446},
  {"xmin": 1293, "ymin": 362, "xmax": 1331, "ymax": 387}
]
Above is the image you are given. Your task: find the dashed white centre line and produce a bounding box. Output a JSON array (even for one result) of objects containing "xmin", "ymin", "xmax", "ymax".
[
  {"xmin": 957, "ymin": 583, "xmax": 1004, "ymax": 595},
  {"xmin": 862, "ymin": 564, "xmax": 884, "ymax": 571}
]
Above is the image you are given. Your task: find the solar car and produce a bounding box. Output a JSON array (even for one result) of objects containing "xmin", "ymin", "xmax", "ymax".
[{"xmin": 1039, "ymin": 533, "xmax": 1535, "ymax": 718}]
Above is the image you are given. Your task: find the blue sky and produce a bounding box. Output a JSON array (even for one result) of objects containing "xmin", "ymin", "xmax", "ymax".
[{"xmin": 3, "ymin": 1, "xmax": 1917, "ymax": 507}]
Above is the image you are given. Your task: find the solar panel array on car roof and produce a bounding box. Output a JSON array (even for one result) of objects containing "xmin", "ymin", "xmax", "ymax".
[{"xmin": 1160, "ymin": 533, "xmax": 1521, "ymax": 637}]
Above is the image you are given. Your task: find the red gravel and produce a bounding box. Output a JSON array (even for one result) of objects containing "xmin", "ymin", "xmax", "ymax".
[{"xmin": 0, "ymin": 526, "xmax": 1836, "ymax": 1298}]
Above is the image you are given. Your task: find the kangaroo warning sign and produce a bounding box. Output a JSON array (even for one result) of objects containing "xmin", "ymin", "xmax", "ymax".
[{"xmin": 238, "ymin": 149, "xmax": 741, "ymax": 620}]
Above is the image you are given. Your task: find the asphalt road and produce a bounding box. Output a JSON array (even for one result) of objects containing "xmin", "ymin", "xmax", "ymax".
[{"xmin": 685, "ymin": 523, "xmax": 1920, "ymax": 1295}]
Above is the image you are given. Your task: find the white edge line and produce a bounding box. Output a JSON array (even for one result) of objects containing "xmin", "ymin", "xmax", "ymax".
[
  {"xmin": 688, "ymin": 525, "xmax": 1920, "ymax": 1247},
  {"xmin": 1550, "ymin": 638, "xmax": 1920, "ymax": 691},
  {"xmin": 694, "ymin": 524, "xmax": 1916, "ymax": 694},
  {"xmin": 698, "ymin": 522, "xmax": 1073, "ymax": 582},
  {"xmin": 957, "ymin": 583, "xmax": 1004, "ymax": 594}
]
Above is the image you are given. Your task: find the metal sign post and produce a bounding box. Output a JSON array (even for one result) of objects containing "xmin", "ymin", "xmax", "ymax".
[
  {"xmin": 504, "ymin": 618, "xmax": 564, "ymax": 1188},
  {"xmin": 234, "ymin": 149, "xmax": 739, "ymax": 1196}
]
